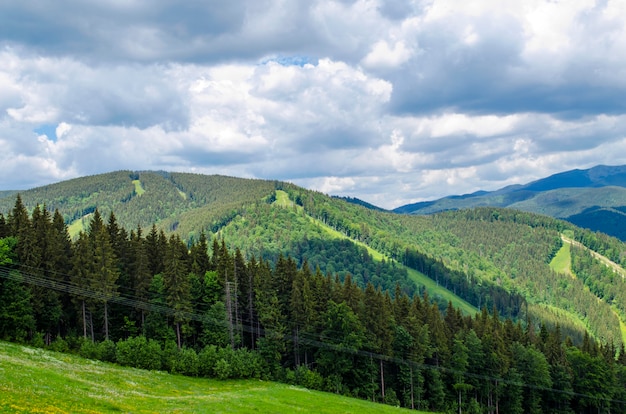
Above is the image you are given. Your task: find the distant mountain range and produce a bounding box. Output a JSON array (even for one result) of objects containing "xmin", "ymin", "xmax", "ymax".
[{"xmin": 394, "ymin": 165, "xmax": 626, "ymax": 241}]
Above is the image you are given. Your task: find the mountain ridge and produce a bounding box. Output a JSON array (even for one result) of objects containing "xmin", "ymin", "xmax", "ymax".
[{"xmin": 394, "ymin": 164, "xmax": 626, "ymax": 240}]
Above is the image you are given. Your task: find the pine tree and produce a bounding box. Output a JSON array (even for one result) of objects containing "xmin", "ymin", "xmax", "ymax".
[
  {"xmin": 145, "ymin": 224, "xmax": 165, "ymax": 277},
  {"xmin": 88, "ymin": 210, "xmax": 120, "ymax": 341},
  {"xmin": 290, "ymin": 264, "xmax": 314, "ymax": 367},
  {"xmin": 29, "ymin": 205, "xmax": 63, "ymax": 344},
  {"xmin": 9, "ymin": 194, "xmax": 30, "ymax": 239},
  {"xmin": 189, "ymin": 232, "xmax": 211, "ymax": 277},
  {"xmin": 163, "ymin": 234, "xmax": 191, "ymax": 349},
  {"xmin": 130, "ymin": 225, "xmax": 151, "ymax": 331},
  {"xmin": 0, "ymin": 271, "xmax": 36, "ymax": 342},
  {"xmin": 70, "ymin": 231, "xmax": 93, "ymax": 340},
  {"xmin": 0, "ymin": 214, "xmax": 8, "ymax": 238}
]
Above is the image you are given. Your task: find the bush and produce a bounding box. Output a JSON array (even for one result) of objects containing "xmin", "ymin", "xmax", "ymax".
[
  {"xmin": 162, "ymin": 340, "xmax": 179, "ymax": 372},
  {"xmin": 116, "ymin": 336, "xmax": 162, "ymax": 370},
  {"xmin": 48, "ymin": 337, "xmax": 69, "ymax": 353},
  {"xmin": 30, "ymin": 332, "xmax": 45, "ymax": 349},
  {"xmin": 294, "ymin": 365, "xmax": 325, "ymax": 391},
  {"xmin": 214, "ymin": 358, "xmax": 232, "ymax": 380},
  {"xmin": 79, "ymin": 338, "xmax": 101, "ymax": 360},
  {"xmin": 98, "ymin": 339, "xmax": 117, "ymax": 363},
  {"xmin": 173, "ymin": 348, "xmax": 199, "ymax": 376},
  {"xmin": 198, "ymin": 345, "xmax": 218, "ymax": 377}
]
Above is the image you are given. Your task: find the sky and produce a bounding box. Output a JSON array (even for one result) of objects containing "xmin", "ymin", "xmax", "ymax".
[{"xmin": 2, "ymin": 0, "xmax": 626, "ymax": 209}]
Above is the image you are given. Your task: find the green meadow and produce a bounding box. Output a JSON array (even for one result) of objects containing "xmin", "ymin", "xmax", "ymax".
[{"xmin": 0, "ymin": 341, "xmax": 423, "ymax": 413}]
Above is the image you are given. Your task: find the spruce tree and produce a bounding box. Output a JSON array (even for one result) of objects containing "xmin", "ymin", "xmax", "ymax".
[
  {"xmin": 163, "ymin": 234, "xmax": 191, "ymax": 349},
  {"xmin": 0, "ymin": 214, "xmax": 7, "ymax": 238},
  {"xmin": 71, "ymin": 231, "xmax": 93, "ymax": 340},
  {"xmin": 88, "ymin": 210, "xmax": 120, "ymax": 341},
  {"xmin": 130, "ymin": 225, "xmax": 151, "ymax": 331}
]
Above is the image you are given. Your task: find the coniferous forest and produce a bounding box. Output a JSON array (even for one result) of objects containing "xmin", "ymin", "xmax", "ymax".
[{"xmin": 2, "ymin": 195, "xmax": 626, "ymax": 413}]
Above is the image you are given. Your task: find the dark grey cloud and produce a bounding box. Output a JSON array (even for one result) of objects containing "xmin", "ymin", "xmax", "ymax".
[
  {"xmin": 0, "ymin": 1, "xmax": 249, "ymax": 62},
  {"xmin": 388, "ymin": 13, "xmax": 526, "ymax": 115},
  {"xmin": 377, "ymin": 0, "xmax": 417, "ymax": 20},
  {"xmin": 381, "ymin": 3, "xmax": 626, "ymax": 119},
  {"xmin": 0, "ymin": 1, "xmax": 334, "ymax": 65},
  {"xmin": 3, "ymin": 0, "xmax": 626, "ymax": 208}
]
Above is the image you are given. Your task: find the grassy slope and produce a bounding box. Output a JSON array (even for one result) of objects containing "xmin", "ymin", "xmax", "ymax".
[
  {"xmin": 274, "ymin": 191, "xmax": 477, "ymax": 315},
  {"xmin": 550, "ymin": 238, "xmax": 626, "ymax": 345},
  {"xmin": 549, "ymin": 241, "xmax": 572, "ymax": 276},
  {"xmin": 132, "ymin": 179, "xmax": 145, "ymax": 196},
  {"xmin": 0, "ymin": 341, "xmax": 422, "ymax": 414}
]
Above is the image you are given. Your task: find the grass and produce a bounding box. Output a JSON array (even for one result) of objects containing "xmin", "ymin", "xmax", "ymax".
[
  {"xmin": 132, "ymin": 179, "xmax": 145, "ymax": 196},
  {"xmin": 549, "ymin": 242, "xmax": 572, "ymax": 276},
  {"xmin": 67, "ymin": 213, "xmax": 94, "ymax": 239},
  {"xmin": 552, "ymin": 235, "xmax": 626, "ymax": 344},
  {"xmin": 0, "ymin": 341, "xmax": 424, "ymax": 414},
  {"xmin": 405, "ymin": 268, "xmax": 477, "ymax": 315},
  {"xmin": 274, "ymin": 191, "xmax": 477, "ymax": 316}
]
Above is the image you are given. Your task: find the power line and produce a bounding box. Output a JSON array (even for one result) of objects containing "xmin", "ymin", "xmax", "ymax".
[{"xmin": 1, "ymin": 263, "xmax": 625, "ymax": 406}]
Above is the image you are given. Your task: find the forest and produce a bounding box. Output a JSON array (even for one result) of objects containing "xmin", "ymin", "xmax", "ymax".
[{"xmin": 2, "ymin": 196, "xmax": 626, "ymax": 413}]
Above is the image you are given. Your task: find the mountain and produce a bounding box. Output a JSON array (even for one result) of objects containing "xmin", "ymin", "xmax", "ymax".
[
  {"xmin": 394, "ymin": 164, "xmax": 626, "ymax": 240},
  {"xmin": 2, "ymin": 170, "xmax": 626, "ymax": 350}
]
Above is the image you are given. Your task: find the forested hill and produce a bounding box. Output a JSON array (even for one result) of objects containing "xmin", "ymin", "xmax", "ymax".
[
  {"xmin": 0, "ymin": 171, "xmax": 278, "ymax": 237},
  {"xmin": 4, "ymin": 171, "xmax": 626, "ymax": 410},
  {"xmin": 3, "ymin": 171, "xmax": 626, "ymax": 348},
  {"xmin": 2, "ymin": 199, "xmax": 626, "ymax": 412}
]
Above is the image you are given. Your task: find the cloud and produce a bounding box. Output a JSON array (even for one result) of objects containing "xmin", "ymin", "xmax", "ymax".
[{"xmin": 2, "ymin": 1, "xmax": 626, "ymax": 210}]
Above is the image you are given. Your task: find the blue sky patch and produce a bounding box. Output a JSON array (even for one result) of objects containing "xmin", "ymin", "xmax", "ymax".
[
  {"xmin": 33, "ymin": 124, "xmax": 57, "ymax": 141},
  {"xmin": 260, "ymin": 55, "xmax": 316, "ymax": 67}
]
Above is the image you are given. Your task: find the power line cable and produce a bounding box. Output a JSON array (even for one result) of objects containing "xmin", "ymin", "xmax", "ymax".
[{"xmin": 1, "ymin": 263, "xmax": 625, "ymax": 406}]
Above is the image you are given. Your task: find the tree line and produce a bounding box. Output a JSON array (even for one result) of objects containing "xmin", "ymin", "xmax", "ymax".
[{"xmin": 2, "ymin": 196, "xmax": 626, "ymax": 412}]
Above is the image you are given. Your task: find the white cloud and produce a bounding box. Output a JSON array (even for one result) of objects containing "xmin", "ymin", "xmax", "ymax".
[
  {"xmin": 362, "ymin": 40, "xmax": 413, "ymax": 69},
  {"xmin": 2, "ymin": 1, "xmax": 626, "ymax": 209}
]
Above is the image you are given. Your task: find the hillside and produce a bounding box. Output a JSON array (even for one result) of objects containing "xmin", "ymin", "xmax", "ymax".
[
  {"xmin": 3, "ymin": 171, "xmax": 626, "ymax": 412},
  {"xmin": 0, "ymin": 171, "xmax": 278, "ymax": 239},
  {"xmin": 394, "ymin": 165, "xmax": 626, "ymax": 241},
  {"xmin": 0, "ymin": 341, "xmax": 415, "ymax": 413},
  {"xmin": 2, "ymin": 170, "xmax": 626, "ymax": 347}
]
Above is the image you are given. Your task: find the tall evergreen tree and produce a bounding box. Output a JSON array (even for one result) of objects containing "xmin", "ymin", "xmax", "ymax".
[
  {"xmin": 70, "ymin": 231, "xmax": 93, "ymax": 340},
  {"xmin": 28, "ymin": 205, "xmax": 63, "ymax": 344},
  {"xmin": 0, "ymin": 214, "xmax": 8, "ymax": 238},
  {"xmin": 130, "ymin": 225, "xmax": 152, "ymax": 331},
  {"xmin": 163, "ymin": 234, "xmax": 191, "ymax": 349},
  {"xmin": 8, "ymin": 194, "xmax": 30, "ymax": 240},
  {"xmin": 145, "ymin": 224, "xmax": 166, "ymax": 277},
  {"xmin": 88, "ymin": 210, "xmax": 120, "ymax": 341}
]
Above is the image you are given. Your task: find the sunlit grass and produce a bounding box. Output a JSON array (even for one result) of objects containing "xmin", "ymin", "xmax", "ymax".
[
  {"xmin": 0, "ymin": 341, "xmax": 424, "ymax": 413},
  {"xmin": 406, "ymin": 268, "xmax": 477, "ymax": 315},
  {"xmin": 132, "ymin": 179, "xmax": 145, "ymax": 196},
  {"xmin": 550, "ymin": 242, "xmax": 572, "ymax": 276}
]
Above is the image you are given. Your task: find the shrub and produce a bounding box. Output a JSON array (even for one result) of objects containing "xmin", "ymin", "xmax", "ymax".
[
  {"xmin": 214, "ymin": 358, "xmax": 232, "ymax": 380},
  {"xmin": 30, "ymin": 332, "xmax": 45, "ymax": 349},
  {"xmin": 116, "ymin": 336, "xmax": 162, "ymax": 370},
  {"xmin": 48, "ymin": 337, "xmax": 69, "ymax": 353},
  {"xmin": 294, "ymin": 365, "xmax": 325, "ymax": 391},
  {"xmin": 198, "ymin": 345, "xmax": 218, "ymax": 377},
  {"xmin": 162, "ymin": 340, "xmax": 179, "ymax": 372},
  {"xmin": 173, "ymin": 347, "xmax": 199, "ymax": 376},
  {"xmin": 78, "ymin": 338, "xmax": 101, "ymax": 360},
  {"xmin": 98, "ymin": 339, "xmax": 117, "ymax": 363}
]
